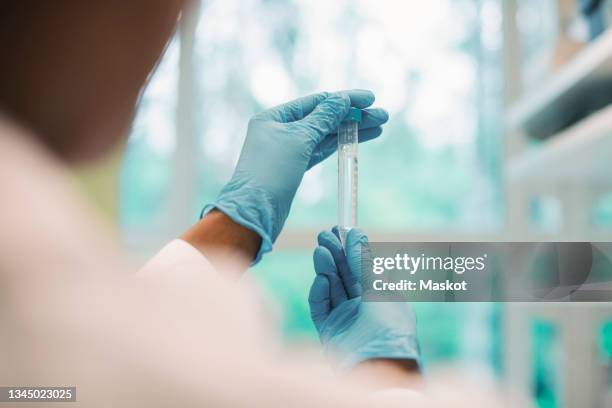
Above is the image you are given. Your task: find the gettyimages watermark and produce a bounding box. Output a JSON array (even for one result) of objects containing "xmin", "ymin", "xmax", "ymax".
[{"xmin": 361, "ymin": 242, "xmax": 612, "ymax": 302}]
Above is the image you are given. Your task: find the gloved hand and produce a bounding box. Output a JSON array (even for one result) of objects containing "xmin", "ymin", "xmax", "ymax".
[
  {"xmin": 309, "ymin": 227, "xmax": 421, "ymax": 370},
  {"xmin": 202, "ymin": 90, "xmax": 388, "ymax": 263}
]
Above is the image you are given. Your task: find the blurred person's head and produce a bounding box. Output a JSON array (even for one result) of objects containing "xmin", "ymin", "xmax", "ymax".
[{"xmin": 0, "ymin": 0, "xmax": 184, "ymax": 162}]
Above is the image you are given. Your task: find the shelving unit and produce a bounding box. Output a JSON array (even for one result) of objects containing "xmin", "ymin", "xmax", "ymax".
[
  {"xmin": 505, "ymin": 27, "xmax": 612, "ymax": 185},
  {"xmin": 502, "ymin": 2, "xmax": 612, "ymax": 406},
  {"xmin": 504, "ymin": 28, "xmax": 612, "ymax": 235},
  {"xmin": 507, "ymin": 28, "xmax": 612, "ymax": 133},
  {"xmin": 507, "ymin": 103, "xmax": 612, "ymax": 183}
]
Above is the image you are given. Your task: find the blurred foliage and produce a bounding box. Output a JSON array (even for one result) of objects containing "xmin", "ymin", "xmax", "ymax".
[
  {"xmin": 190, "ymin": 0, "xmax": 504, "ymax": 230},
  {"xmin": 594, "ymin": 193, "xmax": 612, "ymax": 228},
  {"xmin": 250, "ymin": 251, "xmax": 315, "ymax": 339},
  {"xmin": 532, "ymin": 319, "xmax": 560, "ymax": 408},
  {"xmin": 601, "ymin": 321, "xmax": 612, "ymax": 359},
  {"xmin": 120, "ymin": 38, "xmax": 179, "ymax": 229}
]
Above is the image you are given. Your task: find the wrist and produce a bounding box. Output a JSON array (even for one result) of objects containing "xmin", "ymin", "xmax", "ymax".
[
  {"xmin": 181, "ymin": 209, "xmax": 262, "ymax": 273},
  {"xmin": 348, "ymin": 359, "xmax": 422, "ymax": 391},
  {"xmin": 206, "ymin": 182, "xmax": 284, "ymax": 261}
]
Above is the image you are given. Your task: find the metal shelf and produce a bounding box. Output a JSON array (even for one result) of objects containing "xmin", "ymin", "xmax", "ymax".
[
  {"xmin": 507, "ymin": 103, "xmax": 612, "ymax": 183},
  {"xmin": 507, "ymin": 29, "xmax": 612, "ymax": 138}
]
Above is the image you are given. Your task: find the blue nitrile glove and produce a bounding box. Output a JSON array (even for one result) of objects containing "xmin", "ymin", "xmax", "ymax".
[
  {"xmin": 309, "ymin": 227, "xmax": 421, "ymax": 370},
  {"xmin": 202, "ymin": 90, "xmax": 388, "ymax": 263}
]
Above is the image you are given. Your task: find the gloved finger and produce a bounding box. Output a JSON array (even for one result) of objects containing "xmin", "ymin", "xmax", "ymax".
[
  {"xmin": 331, "ymin": 225, "xmax": 342, "ymax": 241},
  {"xmin": 260, "ymin": 92, "xmax": 328, "ymax": 122},
  {"xmin": 342, "ymin": 89, "xmax": 375, "ymax": 109},
  {"xmin": 302, "ymin": 89, "xmax": 374, "ymax": 115},
  {"xmin": 304, "ymin": 108, "xmax": 386, "ymax": 170},
  {"xmin": 313, "ymin": 245, "xmax": 348, "ymax": 307},
  {"xmin": 356, "ymin": 126, "xmax": 384, "ymax": 141},
  {"xmin": 301, "ymin": 94, "xmax": 383, "ymax": 129},
  {"xmin": 257, "ymin": 89, "xmax": 375, "ymax": 123},
  {"xmin": 318, "ymin": 229, "xmax": 344, "ymax": 260},
  {"xmin": 358, "ymin": 108, "xmax": 389, "ymax": 130},
  {"xmin": 308, "ymin": 274, "xmax": 331, "ymax": 331},
  {"xmin": 306, "ymin": 127, "xmax": 383, "ymax": 170},
  {"xmin": 298, "ymin": 93, "xmax": 350, "ymax": 144},
  {"xmin": 318, "ymin": 229, "xmax": 360, "ymax": 298}
]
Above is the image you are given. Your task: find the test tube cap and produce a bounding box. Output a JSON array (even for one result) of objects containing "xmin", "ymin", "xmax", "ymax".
[{"xmin": 342, "ymin": 107, "xmax": 362, "ymax": 123}]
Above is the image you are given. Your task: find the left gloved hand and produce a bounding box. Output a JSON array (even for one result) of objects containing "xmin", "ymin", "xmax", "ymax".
[
  {"xmin": 203, "ymin": 90, "xmax": 388, "ymax": 263},
  {"xmin": 309, "ymin": 227, "xmax": 421, "ymax": 370}
]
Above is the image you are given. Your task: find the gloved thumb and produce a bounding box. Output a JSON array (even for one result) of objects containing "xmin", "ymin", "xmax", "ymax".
[
  {"xmin": 308, "ymin": 274, "xmax": 330, "ymax": 332},
  {"xmin": 298, "ymin": 92, "xmax": 350, "ymax": 144}
]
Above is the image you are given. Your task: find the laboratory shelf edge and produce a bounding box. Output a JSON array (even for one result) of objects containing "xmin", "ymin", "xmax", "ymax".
[
  {"xmin": 506, "ymin": 28, "xmax": 612, "ymax": 131},
  {"xmin": 506, "ymin": 102, "xmax": 612, "ymax": 183}
]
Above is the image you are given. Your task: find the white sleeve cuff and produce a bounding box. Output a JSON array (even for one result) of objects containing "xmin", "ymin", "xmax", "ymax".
[
  {"xmin": 138, "ymin": 239, "xmax": 217, "ymax": 279},
  {"xmin": 369, "ymin": 388, "xmax": 426, "ymax": 405}
]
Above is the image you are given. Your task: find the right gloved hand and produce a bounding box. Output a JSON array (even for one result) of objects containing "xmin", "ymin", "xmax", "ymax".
[
  {"xmin": 308, "ymin": 227, "xmax": 421, "ymax": 370},
  {"xmin": 202, "ymin": 90, "xmax": 388, "ymax": 264}
]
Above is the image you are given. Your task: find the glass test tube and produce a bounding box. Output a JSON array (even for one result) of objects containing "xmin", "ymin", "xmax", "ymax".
[{"xmin": 338, "ymin": 107, "xmax": 361, "ymax": 245}]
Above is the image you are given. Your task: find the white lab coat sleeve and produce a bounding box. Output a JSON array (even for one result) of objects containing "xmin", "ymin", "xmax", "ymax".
[
  {"xmin": 138, "ymin": 239, "xmax": 217, "ymax": 278},
  {"xmin": 137, "ymin": 240, "xmax": 428, "ymax": 406},
  {"xmin": 370, "ymin": 388, "xmax": 427, "ymax": 405}
]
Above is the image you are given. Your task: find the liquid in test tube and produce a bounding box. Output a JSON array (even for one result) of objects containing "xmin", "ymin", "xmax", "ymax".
[{"xmin": 338, "ymin": 107, "xmax": 361, "ymax": 246}]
